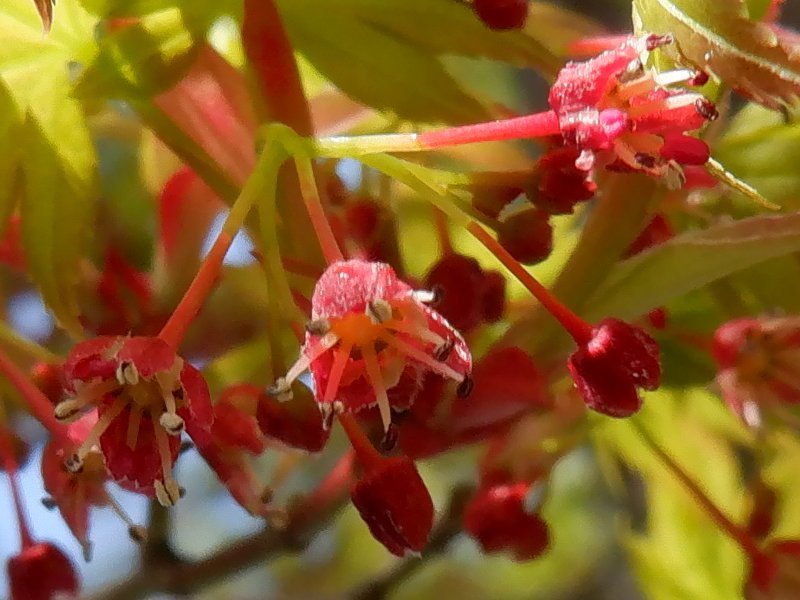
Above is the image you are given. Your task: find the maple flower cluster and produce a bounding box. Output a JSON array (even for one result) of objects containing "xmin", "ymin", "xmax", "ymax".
[{"xmin": 1, "ymin": 30, "xmax": 724, "ymax": 598}]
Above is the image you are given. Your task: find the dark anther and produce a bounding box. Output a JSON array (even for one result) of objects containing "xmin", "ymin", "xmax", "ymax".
[
  {"xmin": 179, "ymin": 440, "xmax": 194, "ymax": 455},
  {"xmin": 689, "ymin": 70, "xmax": 709, "ymax": 87},
  {"xmin": 694, "ymin": 98, "xmax": 719, "ymax": 121},
  {"xmin": 634, "ymin": 153, "xmax": 657, "ymax": 169},
  {"xmin": 380, "ymin": 423, "xmax": 398, "ymax": 452},
  {"xmin": 41, "ymin": 497, "xmax": 57, "ymax": 510},
  {"xmin": 457, "ymin": 375, "xmax": 474, "ymax": 398},
  {"xmin": 429, "ymin": 284, "xmax": 445, "ymax": 307},
  {"xmin": 173, "ymin": 387, "xmax": 185, "ymax": 401},
  {"xmin": 645, "ymin": 33, "xmax": 673, "ymax": 51},
  {"xmin": 433, "ymin": 338, "xmax": 454, "ymax": 361},
  {"xmin": 305, "ymin": 318, "xmax": 331, "ymax": 336}
]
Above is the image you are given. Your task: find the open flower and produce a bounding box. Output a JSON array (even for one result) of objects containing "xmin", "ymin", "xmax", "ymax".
[
  {"xmin": 57, "ymin": 336, "xmax": 213, "ymax": 506},
  {"xmin": 713, "ymin": 316, "xmax": 800, "ymax": 428},
  {"xmin": 269, "ymin": 259, "xmax": 472, "ymax": 432},
  {"xmin": 549, "ymin": 34, "xmax": 715, "ymax": 186},
  {"xmin": 568, "ymin": 318, "xmax": 661, "ymax": 417}
]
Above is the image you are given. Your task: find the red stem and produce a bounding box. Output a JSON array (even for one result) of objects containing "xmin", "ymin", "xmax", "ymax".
[
  {"xmin": 0, "ymin": 425, "xmax": 34, "ymax": 547},
  {"xmin": 242, "ymin": 0, "xmax": 314, "ymax": 135},
  {"xmin": 467, "ymin": 223, "xmax": 593, "ymax": 344},
  {"xmin": 337, "ymin": 413, "xmax": 383, "ymax": 472},
  {"xmin": 418, "ymin": 111, "xmax": 561, "ymax": 149},
  {"xmin": 158, "ymin": 231, "xmax": 233, "ymax": 349},
  {"xmin": 636, "ymin": 423, "xmax": 770, "ymax": 566},
  {"xmin": 0, "ymin": 350, "xmax": 70, "ymax": 446}
]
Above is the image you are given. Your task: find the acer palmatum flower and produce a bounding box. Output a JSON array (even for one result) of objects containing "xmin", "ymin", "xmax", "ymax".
[
  {"xmin": 268, "ymin": 259, "xmax": 472, "ymax": 433},
  {"xmin": 57, "ymin": 336, "xmax": 213, "ymax": 506},
  {"xmin": 568, "ymin": 318, "xmax": 661, "ymax": 417},
  {"xmin": 713, "ymin": 316, "xmax": 800, "ymax": 428}
]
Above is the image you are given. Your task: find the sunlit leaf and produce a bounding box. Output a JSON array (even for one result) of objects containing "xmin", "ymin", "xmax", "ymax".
[
  {"xmin": 633, "ymin": 0, "xmax": 800, "ymax": 107},
  {"xmin": 586, "ymin": 212, "xmax": 800, "ymax": 321},
  {"xmin": 277, "ymin": 0, "xmax": 489, "ymax": 124}
]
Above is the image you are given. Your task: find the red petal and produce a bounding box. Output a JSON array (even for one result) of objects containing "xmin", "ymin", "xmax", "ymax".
[
  {"xmin": 179, "ymin": 364, "xmax": 214, "ymax": 432},
  {"xmin": 659, "ymin": 133, "xmax": 710, "ymax": 166},
  {"xmin": 62, "ymin": 337, "xmax": 120, "ymax": 389},
  {"xmin": 117, "ymin": 337, "xmax": 178, "ymax": 379},
  {"xmin": 100, "ymin": 411, "xmax": 179, "ymax": 496}
]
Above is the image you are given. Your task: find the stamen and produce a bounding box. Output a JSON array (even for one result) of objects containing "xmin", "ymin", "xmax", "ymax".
[
  {"xmin": 362, "ymin": 343, "xmax": 392, "ymax": 433},
  {"xmin": 126, "ymin": 406, "xmax": 142, "ymax": 450},
  {"xmin": 268, "ymin": 333, "xmax": 339, "ymax": 401},
  {"xmin": 305, "ymin": 318, "xmax": 331, "ymax": 336},
  {"xmin": 378, "ymin": 332, "xmax": 465, "ymax": 382},
  {"xmin": 457, "ymin": 375, "xmax": 475, "ymax": 398},
  {"xmin": 41, "ymin": 497, "xmax": 57, "ymax": 510},
  {"xmin": 433, "ymin": 338, "xmax": 454, "ymax": 361},
  {"xmin": 694, "ymin": 98, "xmax": 719, "ymax": 121},
  {"xmin": 159, "ymin": 411, "xmax": 185, "ymax": 436},
  {"xmin": 645, "ymin": 33, "xmax": 673, "ymax": 51},
  {"xmin": 104, "ymin": 488, "xmax": 147, "ymax": 543},
  {"xmin": 381, "ymin": 423, "xmax": 398, "ymax": 451},
  {"xmin": 54, "ymin": 399, "xmax": 90, "ymax": 423},
  {"xmin": 323, "ymin": 342, "xmax": 354, "ymax": 403},
  {"xmin": 56, "ymin": 379, "xmax": 120, "ymax": 422},
  {"xmin": 367, "ymin": 299, "xmax": 393, "ymax": 324},
  {"xmin": 384, "ymin": 320, "xmax": 446, "ymax": 347},
  {"xmin": 627, "ymin": 94, "xmax": 699, "ymax": 119},
  {"xmin": 153, "ymin": 423, "xmax": 181, "ymax": 507},
  {"xmin": 654, "ymin": 69, "xmax": 696, "ymax": 88},
  {"xmin": 615, "ymin": 73, "xmax": 654, "ymax": 101},
  {"xmin": 411, "ymin": 290, "xmax": 437, "ymax": 304},
  {"xmin": 66, "ymin": 397, "xmax": 127, "ymax": 473},
  {"xmin": 116, "ymin": 362, "xmax": 139, "ymax": 386}
]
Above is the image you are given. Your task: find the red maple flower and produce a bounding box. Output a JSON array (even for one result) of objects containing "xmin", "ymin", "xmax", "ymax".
[
  {"xmin": 188, "ymin": 385, "xmax": 286, "ymax": 519},
  {"xmin": 269, "ymin": 259, "xmax": 472, "ymax": 432},
  {"xmin": 350, "ymin": 456, "xmax": 434, "ymax": 557},
  {"xmin": 464, "ymin": 481, "xmax": 549, "ymax": 561},
  {"xmin": 8, "ymin": 542, "xmax": 79, "ymax": 600},
  {"xmin": 549, "ymin": 34, "xmax": 715, "ymax": 185},
  {"xmin": 57, "ymin": 336, "xmax": 213, "ymax": 505},
  {"xmin": 713, "ymin": 316, "xmax": 800, "ymax": 428},
  {"xmin": 568, "ymin": 318, "xmax": 661, "ymax": 417}
]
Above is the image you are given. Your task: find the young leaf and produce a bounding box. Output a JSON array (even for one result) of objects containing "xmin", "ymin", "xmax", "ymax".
[
  {"xmin": 633, "ymin": 0, "xmax": 800, "ymax": 107},
  {"xmin": 0, "ymin": 81, "xmax": 22, "ymax": 240},
  {"xmin": 585, "ymin": 212, "xmax": 800, "ymax": 321},
  {"xmin": 0, "ymin": 0, "xmax": 99, "ymax": 336},
  {"xmin": 277, "ymin": 0, "xmax": 489, "ymax": 124}
]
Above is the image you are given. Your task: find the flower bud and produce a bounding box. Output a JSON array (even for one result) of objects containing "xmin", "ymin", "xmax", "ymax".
[
  {"xmin": 568, "ymin": 318, "xmax": 661, "ymax": 417},
  {"xmin": 351, "ymin": 456, "xmax": 434, "ymax": 556}
]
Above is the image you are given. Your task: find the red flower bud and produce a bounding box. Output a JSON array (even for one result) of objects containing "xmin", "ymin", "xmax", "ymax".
[
  {"xmin": 351, "ymin": 456, "xmax": 434, "ymax": 556},
  {"xmin": 568, "ymin": 318, "xmax": 661, "ymax": 417},
  {"xmin": 473, "ymin": 0, "xmax": 528, "ymax": 31},
  {"xmin": 497, "ymin": 209, "xmax": 553, "ymax": 265},
  {"xmin": 464, "ymin": 482, "xmax": 549, "ymax": 561},
  {"xmin": 8, "ymin": 542, "xmax": 79, "ymax": 600}
]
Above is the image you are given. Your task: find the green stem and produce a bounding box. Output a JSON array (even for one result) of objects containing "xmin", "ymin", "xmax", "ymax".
[
  {"xmin": 132, "ymin": 101, "xmax": 239, "ymax": 204},
  {"xmin": 0, "ymin": 321, "xmax": 60, "ymax": 364},
  {"xmin": 158, "ymin": 142, "xmax": 288, "ymax": 349}
]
